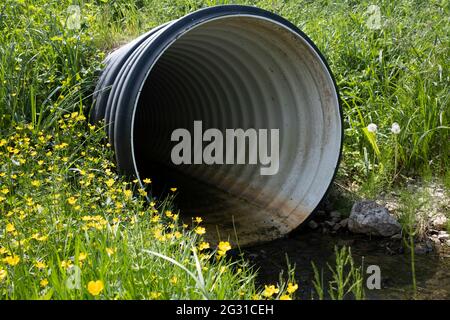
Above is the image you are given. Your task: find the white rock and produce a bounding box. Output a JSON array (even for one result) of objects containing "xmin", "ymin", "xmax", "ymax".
[
  {"xmin": 348, "ymin": 201, "xmax": 402, "ymax": 237},
  {"xmin": 437, "ymin": 231, "xmax": 449, "ymax": 241},
  {"xmin": 431, "ymin": 214, "xmax": 448, "ymax": 230}
]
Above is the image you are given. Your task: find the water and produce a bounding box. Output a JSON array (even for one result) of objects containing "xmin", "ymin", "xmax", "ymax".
[{"xmin": 244, "ymin": 229, "xmax": 450, "ymax": 300}]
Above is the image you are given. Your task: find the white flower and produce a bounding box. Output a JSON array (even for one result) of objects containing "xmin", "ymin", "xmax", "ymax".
[
  {"xmin": 391, "ymin": 122, "xmax": 401, "ymax": 134},
  {"xmin": 367, "ymin": 123, "xmax": 377, "ymax": 133}
]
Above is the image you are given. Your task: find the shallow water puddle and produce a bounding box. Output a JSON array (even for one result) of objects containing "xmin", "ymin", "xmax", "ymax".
[{"xmin": 244, "ymin": 230, "xmax": 450, "ymax": 299}]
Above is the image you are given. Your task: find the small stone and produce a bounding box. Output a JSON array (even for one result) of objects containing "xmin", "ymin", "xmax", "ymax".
[
  {"xmin": 437, "ymin": 231, "xmax": 449, "ymax": 241},
  {"xmin": 348, "ymin": 200, "xmax": 402, "ymax": 237},
  {"xmin": 325, "ymin": 220, "xmax": 335, "ymax": 228},
  {"xmin": 308, "ymin": 220, "xmax": 319, "ymax": 230},
  {"xmin": 330, "ymin": 211, "xmax": 342, "ymax": 222},
  {"xmin": 333, "ymin": 223, "xmax": 341, "ymax": 231},
  {"xmin": 339, "ymin": 218, "xmax": 349, "ymax": 228},
  {"xmin": 431, "ymin": 214, "xmax": 448, "ymax": 230},
  {"xmin": 414, "ymin": 243, "xmax": 432, "ymax": 255},
  {"xmin": 429, "ymin": 235, "xmax": 441, "ymax": 244},
  {"xmin": 446, "ymin": 240, "xmax": 450, "ymax": 247}
]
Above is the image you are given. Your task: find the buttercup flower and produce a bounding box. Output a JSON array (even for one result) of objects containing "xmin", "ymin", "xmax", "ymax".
[
  {"xmin": 4, "ymin": 255, "xmax": 20, "ymax": 266},
  {"xmin": 198, "ymin": 242, "xmax": 210, "ymax": 251},
  {"xmin": 280, "ymin": 294, "xmax": 292, "ymax": 300},
  {"xmin": 87, "ymin": 280, "xmax": 104, "ymax": 296},
  {"xmin": 6, "ymin": 223, "xmax": 15, "ymax": 233},
  {"xmin": 263, "ymin": 285, "xmax": 279, "ymax": 298},
  {"xmin": 217, "ymin": 241, "xmax": 231, "ymax": 256},
  {"xmin": 195, "ymin": 227, "xmax": 206, "ymax": 235},
  {"xmin": 40, "ymin": 278, "xmax": 49, "ymax": 288},
  {"xmin": 194, "ymin": 217, "xmax": 203, "ymax": 223},
  {"xmin": 287, "ymin": 283, "xmax": 298, "ymax": 294},
  {"xmin": 67, "ymin": 197, "xmax": 77, "ymax": 205}
]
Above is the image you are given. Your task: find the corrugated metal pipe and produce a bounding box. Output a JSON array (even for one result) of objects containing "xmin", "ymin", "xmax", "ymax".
[{"xmin": 91, "ymin": 5, "xmax": 343, "ymax": 246}]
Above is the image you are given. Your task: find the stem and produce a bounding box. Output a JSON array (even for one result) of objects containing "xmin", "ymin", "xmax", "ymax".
[{"xmin": 410, "ymin": 233, "xmax": 417, "ymax": 298}]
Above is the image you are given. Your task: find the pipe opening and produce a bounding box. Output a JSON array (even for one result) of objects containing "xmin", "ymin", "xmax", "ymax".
[{"xmin": 130, "ymin": 16, "xmax": 341, "ymax": 244}]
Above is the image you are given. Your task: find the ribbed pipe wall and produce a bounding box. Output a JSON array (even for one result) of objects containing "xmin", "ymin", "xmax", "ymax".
[{"xmin": 92, "ymin": 6, "xmax": 342, "ymax": 246}]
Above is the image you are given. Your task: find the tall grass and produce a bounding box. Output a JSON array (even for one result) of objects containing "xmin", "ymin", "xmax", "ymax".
[
  {"xmin": 311, "ymin": 246, "xmax": 364, "ymax": 300},
  {"xmin": 1, "ymin": 0, "xmax": 448, "ymax": 182}
]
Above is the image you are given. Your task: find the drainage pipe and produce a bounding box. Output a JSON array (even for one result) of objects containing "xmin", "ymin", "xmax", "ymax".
[{"xmin": 92, "ymin": 5, "xmax": 343, "ymax": 246}]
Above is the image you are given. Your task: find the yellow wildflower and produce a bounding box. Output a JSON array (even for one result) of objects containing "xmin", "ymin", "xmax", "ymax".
[
  {"xmin": 217, "ymin": 241, "xmax": 231, "ymax": 256},
  {"xmin": 40, "ymin": 278, "xmax": 49, "ymax": 288},
  {"xmin": 195, "ymin": 227, "xmax": 206, "ymax": 235},
  {"xmin": 79, "ymin": 252, "xmax": 88, "ymax": 261},
  {"xmin": 105, "ymin": 178, "xmax": 115, "ymax": 187},
  {"xmin": 263, "ymin": 285, "xmax": 279, "ymax": 298},
  {"xmin": 35, "ymin": 261, "xmax": 47, "ymax": 269},
  {"xmin": 60, "ymin": 260, "xmax": 72, "ymax": 270},
  {"xmin": 287, "ymin": 283, "xmax": 298, "ymax": 294},
  {"xmin": 31, "ymin": 180, "xmax": 41, "ymax": 187},
  {"xmin": 143, "ymin": 178, "xmax": 152, "ymax": 184},
  {"xmin": 170, "ymin": 187, "xmax": 177, "ymax": 192},
  {"xmin": 4, "ymin": 255, "xmax": 20, "ymax": 266},
  {"xmin": 169, "ymin": 276, "xmax": 178, "ymax": 285},
  {"xmin": 194, "ymin": 217, "xmax": 203, "ymax": 223},
  {"xmin": 123, "ymin": 189, "xmax": 133, "ymax": 199},
  {"xmin": 279, "ymin": 294, "xmax": 292, "ymax": 300},
  {"xmin": 165, "ymin": 210, "xmax": 173, "ymax": 218},
  {"xmin": 6, "ymin": 223, "xmax": 15, "ymax": 233},
  {"xmin": 67, "ymin": 197, "xmax": 77, "ymax": 205},
  {"xmin": 1, "ymin": 188, "xmax": 9, "ymax": 195},
  {"xmin": 87, "ymin": 280, "xmax": 104, "ymax": 296},
  {"xmin": 198, "ymin": 242, "xmax": 210, "ymax": 251}
]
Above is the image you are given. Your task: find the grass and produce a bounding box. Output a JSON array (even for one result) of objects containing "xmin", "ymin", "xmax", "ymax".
[
  {"xmin": 311, "ymin": 246, "xmax": 365, "ymax": 300},
  {"xmin": 0, "ymin": 0, "xmax": 448, "ymax": 299}
]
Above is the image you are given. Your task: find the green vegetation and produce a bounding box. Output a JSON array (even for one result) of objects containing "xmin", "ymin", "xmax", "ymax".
[
  {"xmin": 0, "ymin": 0, "xmax": 448, "ymax": 299},
  {"xmin": 312, "ymin": 246, "xmax": 365, "ymax": 300}
]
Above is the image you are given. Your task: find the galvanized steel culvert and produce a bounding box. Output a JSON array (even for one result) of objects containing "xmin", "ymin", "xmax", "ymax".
[{"xmin": 91, "ymin": 5, "xmax": 343, "ymax": 246}]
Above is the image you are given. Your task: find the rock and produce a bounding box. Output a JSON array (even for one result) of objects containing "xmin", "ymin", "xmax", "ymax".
[
  {"xmin": 414, "ymin": 242, "xmax": 433, "ymax": 255},
  {"xmin": 308, "ymin": 220, "xmax": 319, "ymax": 230},
  {"xmin": 339, "ymin": 218, "xmax": 349, "ymax": 228},
  {"xmin": 348, "ymin": 200, "xmax": 402, "ymax": 237},
  {"xmin": 325, "ymin": 220, "xmax": 335, "ymax": 228},
  {"xmin": 437, "ymin": 231, "xmax": 449, "ymax": 241},
  {"xmin": 429, "ymin": 235, "xmax": 441, "ymax": 244},
  {"xmin": 431, "ymin": 214, "xmax": 448, "ymax": 230},
  {"xmin": 390, "ymin": 233, "xmax": 402, "ymax": 240},
  {"xmin": 330, "ymin": 211, "xmax": 342, "ymax": 222},
  {"xmin": 446, "ymin": 240, "xmax": 450, "ymax": 247},
  {"xmin": 332, "ymin": 223, "xmax": 341, "ymax": 231}
]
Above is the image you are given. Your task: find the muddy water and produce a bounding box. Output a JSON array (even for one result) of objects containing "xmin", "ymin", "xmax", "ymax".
[{"xmin": 243, "ymin": 229, "xmax": 450, "ymax": 300}]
